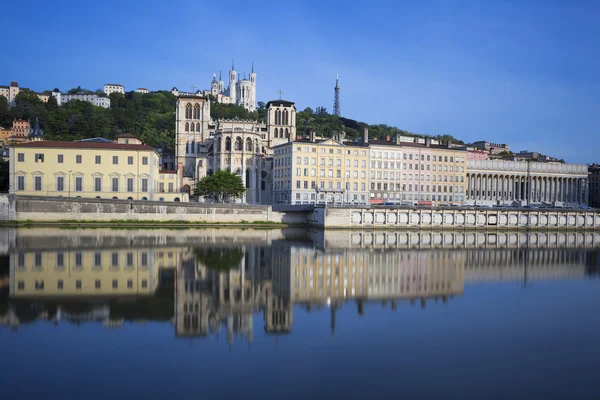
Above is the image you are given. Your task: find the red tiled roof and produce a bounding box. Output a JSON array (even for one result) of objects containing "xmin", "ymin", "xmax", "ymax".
[{"xmin": 13, "ymin": 140, "xmax": 157, "ymax": 152}]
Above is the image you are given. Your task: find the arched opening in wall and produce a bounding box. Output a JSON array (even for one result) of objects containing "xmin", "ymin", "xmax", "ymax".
[
  {"xmin": 285, "ymin": 128, "xmax": 289, "ymax": 138},
  {"xmin": 96, "ymin": 196, "xmax": 101, "ymax": 199},
  {"xmin": 225, "ymin": 137, "xmax": 231, "ymax": 151},
  {"xmin": 196, "ymin": 123, "xmax": 200, "ymax": 132},
  {"xmin": 186, "ymin": 104, "xmax": 192, "ymax": 119},
  {"xmin": 174, "ymin": 197, "xmax": 180, "ymax": 202},
  {"xmin": 183, "ymin": 185, "xmax": 191, "ymax": 193},
  {"xmin": 274, "ymin": 128, "xmax": 278, "ymax": 138},
  {"xmin": 235, "ymin": 137, "xmax": 243, "ymax": 151},
  {"xmin": 112, "ymin": 196, "xmax": 118, "ymax": 200},
  {"xmin": 190, "ymin": 123, "xmax": 195, "ymax": 132},
  {"xmin": 246, "ymin": 169, "xmax": 251, "ymax": 189},
  {"xmin": 159, "ymin": 197, "xmax": 165, "ymax": 202},
  {"xmin": 217, "ymin": 138, "xmax": 222, "ymax": 152},
  {"xmin": 127, "ymin": 197, "xmax": 133, "ymax": 200},
  {"xmin": 185, "ymin": 122, "xmax": 189, "ymax": 132},
  {"xmin": 246, "ymin": 138, "xmax": 253, "ymax": 151},
  {"xmin": 255, "ymin": 139, "xmax": 259, "ymax": 154},
  {"xmin": 142, "ymin": 197, "xmax": 148, "ymax": 201},
  {"xmin": 262, "ymin": 146, "xmax": 266, "ymax": 154},
  {"xmin": 194, "ymin": 104, "xmax": 200, "ymax": 119}
]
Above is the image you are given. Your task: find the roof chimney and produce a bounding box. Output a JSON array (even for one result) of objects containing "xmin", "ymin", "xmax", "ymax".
[
  {"xmin": 385, "ymin": 135, "xmax": 391, "ymax": 142},
  {"xmin": 425, "ymin": 138, "xmax": 431, "ymax": 147},
  {"xmin": 362, "ymin": 128, "xmax": 369, "ymax": 145},
  {"xmin": 309, "ymin": 129, "xmax": 316, "ymax": 143}
]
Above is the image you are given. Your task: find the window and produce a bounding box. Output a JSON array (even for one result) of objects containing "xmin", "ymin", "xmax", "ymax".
[
  {"xmin": 56, "ymin": 252, "xmax": 64, "ymax": 267},
  {"xmin": 18, "ymin": 281, "xmax": 24, "ymax": 290},
  {"xmin": 58, "ymin": 154, "xmax": 64, "ymax": 163},
  {"xmin": 17, "ymin": 176, "xmax": 24, "ymax": 191},
  {"xmin": 95, "ymin": 155, "xmax": 101, "ymax": 164},
  {"xmin": 76, "ymin": 280, "xmax": 82, "ymax": 290},
  {"xmin": 17, "ymin": 153, "xmax": 24, "ymax": 162},
  {"xmin": 94, "ymin": 252, "xmax": 102, "ymax": 267},
  {"xmin": 57, "ymin": 280, "xmax": 64, "ymax": 290},
  {"xmin": 126, "ymin": 252, "xmax": 134, "ymax": 267},
  {"xmin": 76, "ymin": 155, "xmax": 82, "ymax": 164},
  {"xmin": 95, "ymin": 280, "xmax": 101, "ymax": 289},
  {"xmin": 141, "ymin": 279, "xmax": 148, "ymax": 289},
  {"xmin": 112, "ymin": 177, "xmax": 119, "ymax": 192},
  {"xmin": 142, "ymin": 157, "xmax": 148, "ymax": 165},
  {"xmin": 127, "ymin": 279, "xmax": 133, "ymax": 289},
  {"xmin": 111, "ymin": 252, "xmax": 119, "ymax": 267},
  {"xmin": 57, "ymin": 176, "xmax": 64, "ymax": 192},
  {"xmin": 112, "ymin": 280, "xmax": 118, "ymax": 289},
  {"xmin": 127, "ymin": 178, "xmax": 134, "ymax": 192},
  {"xmin": 141, "ymin": 253, "xmax": 148, "ymax": 266},
  {"xmin": 168, "ymin": 183, "xmax": 173, "ymax": 193},
  {"xmin": 94, "ymin": 177, "xmax": 102, "ymax": 192},
  {"xmin": 128, "ymin": 156, "xmax": 133, "ymax": 165},
  {"xmin": 35, "ymin": 153, "xmax": 44, "ymax": 162},
  {"xmin": 75, "ymin": 252, "xmax": 82, "ymax": 267},
  {"xmin": 35, "ymin": 280, "xmax": 44, "ymax": 290},
  {"xmin": 141, "ymin": 178, "xmax": 148, "ymax": 192},
  {"xmin": 75, "ymin": 177, "xmax": 83, "ymax": 192},
  {"xmin": 113, "ymin": 156, "xmax": 118, "ymax": 165},
  {"xmin": 34, "ymin": 176, "xmax": 42, "ymax": 191}
]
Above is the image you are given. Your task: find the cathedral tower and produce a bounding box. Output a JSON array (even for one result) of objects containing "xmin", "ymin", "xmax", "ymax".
[
  {"xmin": 266, "ymin": 99, "xmax": 296, "ymax": 148},
  {"xmin": 249, "ymin": 62, "xmax": 257, "ymax": 111},
  {"xmin": 228, "ymin": 60, "xmax": 237, "ymax": 104}
]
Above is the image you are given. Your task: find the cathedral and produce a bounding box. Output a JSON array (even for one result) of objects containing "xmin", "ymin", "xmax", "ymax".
[
  {"xmin": 204, "ymin": 61, "xmax": 257, "ymax": 112},
  {"xmin": 175, "ymin": 92, "xmax": 296, "ymax": 204}
]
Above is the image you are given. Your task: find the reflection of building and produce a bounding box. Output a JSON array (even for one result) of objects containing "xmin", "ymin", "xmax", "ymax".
[{"xmin": 10, "ymin": 248, "xmax": 166, "ymax": 297}]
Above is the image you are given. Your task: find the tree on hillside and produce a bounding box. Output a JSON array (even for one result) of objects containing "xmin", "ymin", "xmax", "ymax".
[{"xmin": 194, "ymin": 169, "xmax": 246, "ymax": 203}]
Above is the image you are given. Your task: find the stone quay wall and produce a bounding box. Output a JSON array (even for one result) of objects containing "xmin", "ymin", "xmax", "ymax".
[
  {"xmin": 0, "ymin": 195, "xmax": 307, "ymax": 225},
  {"xmin": 310, "ymin": 206, "xmax": 600, "ymax": 229}
]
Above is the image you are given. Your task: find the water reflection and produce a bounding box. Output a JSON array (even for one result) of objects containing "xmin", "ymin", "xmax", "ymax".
[{"xmin": 1, "ymin": 228, "xmax": 600, "ymax": 344}]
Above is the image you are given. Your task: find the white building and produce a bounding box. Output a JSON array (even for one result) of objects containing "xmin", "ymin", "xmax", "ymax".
[
  {"xmin": 136, "ymin": 88, "xmax": 149, "ymax": 94},
  {"xmin": 51, "ymin": 90, "xmax": 111, "ymax": 108},
  {"xmin": 466, "ymin": 159, "xmax": 589, "ymax": 207},
  {"xmin": 207, "ymin": 61, "xmax": 257, "ymax": 112},
  {"xmin": 103, "ymin": 84, "xmax": 124, "ymax": 96}
]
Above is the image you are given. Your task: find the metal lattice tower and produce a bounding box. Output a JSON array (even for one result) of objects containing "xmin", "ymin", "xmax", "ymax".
[{"xmin": 333, "ymin": 73, "xmax": 340, "ymax": 116}]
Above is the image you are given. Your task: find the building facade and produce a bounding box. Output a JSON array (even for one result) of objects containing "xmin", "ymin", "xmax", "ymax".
[
  {"xmin": 466, "ymin": 159, "xmax": 589, "ymax": 206},
  {"xmin": 588, "ymin": 164, "xmax": 600, "ymax": 208},
  {"xmin": 0, "ymin": 81, "xmax": 49, "ymax": 105},
  {"xmin": 136, "ymin": 88, "xmax": 149, "ymax": 93},
  {"xmin": 471, "ymin": 140, "xmax": 510, "ymax": 155},
  {"xmin": 272, "ymin": 135, "xmax": 370, "ymax": 205},
  {"xmin": 103, "ymin": 84, "xmax": 124, "ymax": 96},
  {"xmin": 52, "ymin": 90, "xmax": 111, "ymax": 108},
  {"xmin": 174, "ymin": 95, "xmax": 296, "ymax": 203},
  {"xmin": 9, "ymin": 135, "xmax": 187, "ymax": 202}
]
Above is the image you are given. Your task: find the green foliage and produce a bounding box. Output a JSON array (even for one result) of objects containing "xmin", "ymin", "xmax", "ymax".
[
  {"xmin": 211, "ymin": 102, "xmax": 258, "ymax": 121},
  {"xmin": 295, "ymin": 106, "xmax": 464, "ymax": 144},
  {"xmin": 194, "ymin": 169, "xmax": 246, "ymax": 202},
  {"xmin": 0, "ymin": 90, "xmax": 178, "ymax": 151},
  {"xmin": 194, "ymin": 247, "xmax": 244, "ymax": 272}
]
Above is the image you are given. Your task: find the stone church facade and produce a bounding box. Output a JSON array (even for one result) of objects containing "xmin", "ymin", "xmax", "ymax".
[{"xmin": 175, "ymin": 95, "xmax": 296, "ymax": 204}]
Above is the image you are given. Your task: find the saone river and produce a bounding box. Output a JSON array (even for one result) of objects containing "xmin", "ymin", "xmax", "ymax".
[{"xmin": 1, "ymin": 227, "xmax": 600, "ymax": 399}]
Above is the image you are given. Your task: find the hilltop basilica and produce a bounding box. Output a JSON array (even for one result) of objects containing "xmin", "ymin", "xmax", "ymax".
[{"xmin": 172, "ymin": 62, "xmax": 296, "ymax": 204}]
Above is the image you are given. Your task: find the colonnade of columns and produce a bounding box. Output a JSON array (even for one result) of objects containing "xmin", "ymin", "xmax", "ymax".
[{"xmin": 466, "ymin": 173, "xmax": 588, "ymax": 205}]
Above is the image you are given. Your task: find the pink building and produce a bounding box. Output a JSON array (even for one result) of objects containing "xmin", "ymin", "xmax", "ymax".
[{"xmin": 468, "ymin": 150, "xmax": 489, "ymax": 161}]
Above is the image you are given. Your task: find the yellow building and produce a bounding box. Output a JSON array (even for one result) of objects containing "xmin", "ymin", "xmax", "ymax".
[
  {"xmin": 272, "ymin": 132, "xmax": 370, "ymax": 205},
  {"xmin": 9, "ymin": 135, "xmax": 188, "ymax": 202}
]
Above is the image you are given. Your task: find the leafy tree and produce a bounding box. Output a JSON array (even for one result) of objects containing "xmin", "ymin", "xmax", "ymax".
[
  {"xmin": 194, "ymin": 169, "xmax": 246, "ymax": 203},
  {"xmin": 194, "ymin": 247, "xmax": 244, "ymax": 272},
  {"xmin": 211, "ymin": 102, "xmax": 258, "ymax": 120}
]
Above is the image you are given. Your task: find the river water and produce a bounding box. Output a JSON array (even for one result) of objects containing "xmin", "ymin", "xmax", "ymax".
[{"xmin": 1, "ymin": 228, "xmax": 600, "ymax": 399}]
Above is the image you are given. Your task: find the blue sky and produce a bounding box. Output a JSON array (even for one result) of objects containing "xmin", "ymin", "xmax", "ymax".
[{"xmin": 3, "ymin": 0, "xmax": 599, "ymax": 163}]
